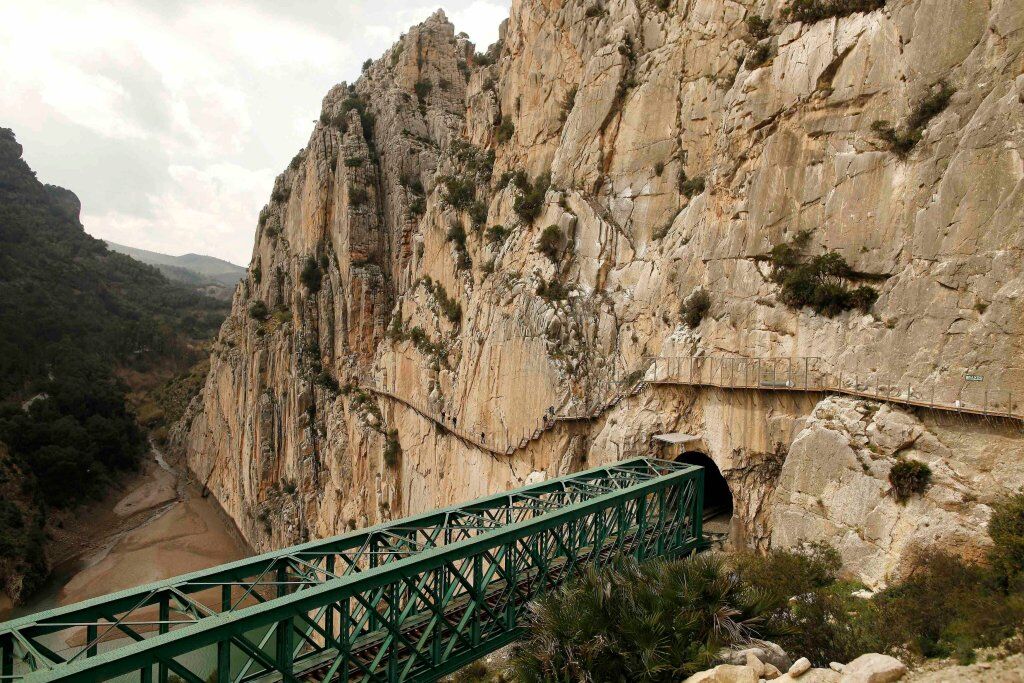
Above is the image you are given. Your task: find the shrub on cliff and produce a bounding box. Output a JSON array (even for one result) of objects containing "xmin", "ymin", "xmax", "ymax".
[
  {"xmin": 678, "ymin": 171, "xmax": 706, "ymax": 198},
  {"xmin": 486, "ymin": 224, "xmax": 509, "ymax": 245},
  {"xmin": 537, "ymin": 225, "xmax": 562, "ymax": 261},
  {"xmin": 786, "ymin": 0, "xmax": 886, "ymax": 23},
  {"xmin": 681, "ymin": 288, "xmax": 712, "ymax": 327},
  {"xmin": 495, "ymin": 117, "xmax": 514, "ymax": 144},
  {"xmin": 872, "ymin": 81, "xmax": 954, "ymax": 158},
  {"xmin": 511, "ymin": 554, "xmax": 785, "ymax": 681},
  {"xmin": 768, "ymin": 234, "xmax": 878, "ymax": 316},
  {"xmin": 746, "ymin": 15, "xmax": 771, "ymax": 39},
  {"xmin": 248, "ymin": 300, "xmax": 269, "ymax": 320},
  {"xmin": 442, "ymin": 175, "xmax": 475, "ymax": 210},
  {"xmin": 988, "ymin": 490, "xmax": 1024, "ymax": 587},
  {"xmin": 513, "ymin": 172, "xmax": 550, "ymax": 224},
  {"xmin": 300, "ymin": 257, "xmax": 322, "ymax": 294},
  {"xmin": 889, "ymin": 458, "xmax": 931, "ymax": 503},
  {"xmin": 414, "ymin": 78, "xmax": 433, "ymax": 102},
  {"xmin": 383, "ymin": 429, "xmax": 402, "ymax": 468},
  {"xmin": 745, "ymin": 43, "xmax": 773, "ymax": 69},
  {"xmin": 349, "ymin": 185, "xmax": 369, "ymax": 206}
]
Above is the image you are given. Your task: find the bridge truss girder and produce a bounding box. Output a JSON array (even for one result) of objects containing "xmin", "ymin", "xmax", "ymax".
[{"xmin": 1, "ymin": 458, "xmax": 704, "ymax": 683}]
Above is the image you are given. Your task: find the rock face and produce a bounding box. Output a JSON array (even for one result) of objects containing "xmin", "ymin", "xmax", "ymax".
[
  {"xmin": 178, "ymin": 0, "xmax": 1024, "ymax": 578},
  {"xmin": 769, "ymin": 396, "xmax": 1024, "ymax": 587}
]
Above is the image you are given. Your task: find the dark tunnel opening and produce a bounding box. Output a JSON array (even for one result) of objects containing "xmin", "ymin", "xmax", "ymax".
[{"xmin": 677, "ymin": 451, "xmax": 733, "ymax": 520}]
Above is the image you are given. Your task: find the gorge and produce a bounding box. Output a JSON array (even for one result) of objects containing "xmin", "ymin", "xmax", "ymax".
[{"xmin": 171, "ymin": 0, "xmax": 1024, "ymax": 595}]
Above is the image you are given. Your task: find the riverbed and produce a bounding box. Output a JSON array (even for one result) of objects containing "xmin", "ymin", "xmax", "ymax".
[{"xmin": 0, "ymin": 446, "xmax": 251, "ymax": 622}]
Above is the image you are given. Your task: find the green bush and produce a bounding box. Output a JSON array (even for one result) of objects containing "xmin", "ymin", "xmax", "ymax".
[
  {"xmin": 314, "ymin": 371, "xmax": 339, "ymax": 394},
  {"xmin": 679, "ymin": 172, "xmax": 706, "ymax": 198},
  {"xmin": 383, "ymin": 429, "xmax": 402, "ymax": 468},
  {"xmin": 487, "ymin": 225, "xmax": 510, "ymax": 245},
  {"xmin": 585, "ymin": 4, "xmax": 607, "ymax": 19},
  {"xmin": 446, "ymin": 223, "xmax": 467, "ymax": 248},
  {"xmin": 300, "ymin": 257, "xmax": 322, "ymax": 294},
  {"xmin": 873, "ymin": 549, "xmax": 1024, "ymax": 660},
  {"xmin": 746, "ymin": 15, "xmax": 771, "ymax": 39},
  {"xmin": 987, "ymin": 491, "xmax": 1024, "ymax": 586},
  {"xmin": 513, "ymin": 172, "xmax": 550, "ymax": 224},
  {"xmin": 745, "ymin": 43, "xmax": 772, "ymax": 69},
  {"xmin": 414, "ymin": 78, "xmax": 433, "ymax": 102},
  {"xmin": 786, "ymin": 0, "xmax": 886, "ymax": 23},
  {"xmin": 349, "ymin": 185, "xmax": 369, "ymax": 206},
  {"xmin": 446, "ymin": 224, "xmax": 472, "ymax": 271},
  {"xmin": 362, "ymin": 58, "xmax": 372, "ymax": 72},
  {"xmin": 537, "ymin": 225, "xmax": 562, "ymax": 261},
  {"xmin": 871, "ymin": 81, "xmax": 954, "ymax": 158},
  {"xmin": 511, "ymin": 554, "xmax": 785, "ymax": 681},
  {"xmin": 408, "ymin": 196, "xmax": 426, "ymax": 218},
  {"xmin": 681, "ymin": 288, "xmax": 711, "ymax": 327},
  {"xmin": 768, "ymin": 235, "xmax": 878, "ymax": 316},
  {"xmin": 442, "ymin": 175, "xmax": 476, "ymax": 210},
  {"xmin": 889, "ymin": 458, "xmax": 931, "ymax": 503},
  {"xmin": 779, "ymin": 588, "xmax": 886, "ymax": 666},
  {"xmin": 495, "ymin": 118, "xmax": 514, "ymax": 144},
  {"xmin": 536, "ymin": 278, "xmax": 569, "ymax": 301},
  {"xmin": 560, "ymin": 85, "xmax": 578, "ymax": 122},
  {"xmin": 344, "ymin": 156, "xmax": 364, "ymax": 167},
  {"xmin": 734, "ymin": 542, "xmax": 841, "ymax": 599},
  {"xmin": 469, "ymin": 200, "xmax": 488, "ymax": 228},
  {"xmin": 248, "ymin": 300, "xmax": 269, "ymax": 320}
]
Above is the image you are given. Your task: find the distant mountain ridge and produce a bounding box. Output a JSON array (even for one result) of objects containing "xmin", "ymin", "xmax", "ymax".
[
  {"xmin": 105, "ymin": 241, "xmax": 245, "ymax": 295},
  {"xmin": 0, "ymin": 126, "xmax": 231, "ymax": 604}
]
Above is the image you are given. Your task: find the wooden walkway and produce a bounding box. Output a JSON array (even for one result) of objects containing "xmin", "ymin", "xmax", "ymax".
[
  {"xmin": 363, "ymin": 356, "xmax": 1020, "ymax": 460},
  {"xmin": 646, "ymin": 356, "xmax": 1022, "ymax": 423},
  {"xmin": 365, "ymin": 377, "xmax": 649, "ymax": 457}
]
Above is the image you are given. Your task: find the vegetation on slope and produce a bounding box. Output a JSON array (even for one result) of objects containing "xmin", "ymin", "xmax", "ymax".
[
  {"xmin": 0, "ymin": 127, "xmax": 230, "ymax": 601},
  {"xmin": 509, "ymin": 492, "xmax": 1024, "ymax": 680},
  {"xmin": 768, "ymin": 230, "xmax": 878, "ymax": 316}
]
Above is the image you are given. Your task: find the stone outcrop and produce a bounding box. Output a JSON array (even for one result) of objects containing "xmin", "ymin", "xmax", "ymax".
[
  {"xmin": 769, "ymin": 396, "xmax": 1024, "ymax": 587},
  {"xmin": 177, "ymin": 0, "xmax": 1024, "ymax": 581}
]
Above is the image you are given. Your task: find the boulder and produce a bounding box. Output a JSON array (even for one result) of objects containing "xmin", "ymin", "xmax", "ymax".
[
  {"xmin": 839, "ymin": 654, "xmax": 907, "ymax": 683},
  {"xmin": 789, "ymin": 658, "xmax": 812, "ymax": 677},
  {"xmin": 775, "ymin": 670, "xmax": 840, "ymax": 682},
  {"xmin": 683, "ymin": 664, "xmax": 759, "ymax": 683},
  {"xmin": 719, "ymin": 642, "xmax": 792, "ymax": 671}
]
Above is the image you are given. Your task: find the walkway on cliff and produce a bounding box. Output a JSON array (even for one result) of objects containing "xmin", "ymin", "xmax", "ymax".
[
  {"xmin": 649, "ymin": 356, "xmax": 1021, "ymax": 422},
  {"xmin": 366, "ymin": 355, "xmax": 1021, "ymax": 459}
]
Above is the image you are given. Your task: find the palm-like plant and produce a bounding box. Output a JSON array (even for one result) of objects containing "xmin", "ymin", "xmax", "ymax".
[{"xmin": 511, "ymin": 554, "xmax": 786, "ymax": 682}]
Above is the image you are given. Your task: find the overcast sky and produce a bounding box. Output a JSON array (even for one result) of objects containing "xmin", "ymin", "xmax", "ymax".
[{"xmin": 0, "ymin": 1, "xmax": 510, "ymax": 265}]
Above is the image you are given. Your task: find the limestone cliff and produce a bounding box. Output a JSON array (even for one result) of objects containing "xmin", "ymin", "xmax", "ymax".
[{"xmin": 177, "ymin": 0, "xmax": 1024, "ymax": 583}]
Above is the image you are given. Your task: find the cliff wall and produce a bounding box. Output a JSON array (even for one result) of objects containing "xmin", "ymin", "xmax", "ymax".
[{"xmin": 177, "ymin": 0, "xmax": 1024, "ymax": 585}]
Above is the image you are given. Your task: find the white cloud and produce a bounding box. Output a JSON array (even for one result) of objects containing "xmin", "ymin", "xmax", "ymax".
[
  {"xmin": 450, "ymin": 1, "xmax": 508, "ymax": 47},
  {"xmin": 0, "ymin": 0, "xmax": 511, "ymax": 263},
  {"xmin": 84, "ymin": 162, "xmax": 276, "ymax": 265}
]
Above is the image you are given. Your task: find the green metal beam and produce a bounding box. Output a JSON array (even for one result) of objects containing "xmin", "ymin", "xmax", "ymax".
[{"xmin": 1, "ymin": 457, "xmax": 704, "ymax": 683}]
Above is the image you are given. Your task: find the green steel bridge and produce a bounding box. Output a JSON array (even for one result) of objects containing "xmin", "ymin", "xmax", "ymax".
[{"xmin": 0, "ymin": 458, "xmax": 704, "ymax": 683}]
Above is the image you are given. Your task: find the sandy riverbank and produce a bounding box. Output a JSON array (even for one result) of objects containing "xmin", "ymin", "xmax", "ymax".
[{"xmin": 0, "ymin": 447, "xmax": 251, "ymax": 623}]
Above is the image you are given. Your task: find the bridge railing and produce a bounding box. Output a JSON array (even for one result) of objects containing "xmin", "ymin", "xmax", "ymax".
[
  {"xmin": 645, "ymin": 356, "xmax": 1020, "ymax": 420},
  {"xmin": 1, "ymin": 458, "xmax": 704, "ymax": 683}
]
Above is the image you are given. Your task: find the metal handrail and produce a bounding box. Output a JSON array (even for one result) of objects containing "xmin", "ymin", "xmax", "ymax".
[{"xmin": 644, "ymin": 355, "xmax": 1020, "ymax": 421}]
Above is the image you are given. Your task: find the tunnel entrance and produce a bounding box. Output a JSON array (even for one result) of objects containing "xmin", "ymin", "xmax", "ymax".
[{"xmin": 677, "ymin": 451, "xmax": 733, "ymax": 521}]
